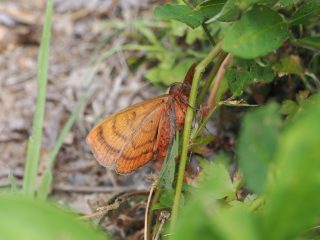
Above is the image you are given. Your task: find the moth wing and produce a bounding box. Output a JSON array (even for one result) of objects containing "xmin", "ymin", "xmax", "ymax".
[
  {"xmin": 87, "ymin": 95, "xmax": 167, "ymax": 171},
  {"xmin": 115, "ymin": 105, "xmax": 165, "ymax": 173}
]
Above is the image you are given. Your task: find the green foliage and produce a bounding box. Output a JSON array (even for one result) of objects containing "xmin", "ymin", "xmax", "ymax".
[
  {"xmin": 140, "ymin": 0, "xmax": 319, "ymax": 90},
  {"xmin": 199, "ymin": 160, "xmax": 236, "ymax": 200},
  {"xmin": 274, "ymin": 55, "xmax": 304, "ymax": 76},
  {"xmin": 158, "ymin": 134, "xmax": 179, "ymax": 191},
  {"xmin": 173, "ymin": 94, "xmax": 320, "ymax": 240},
  {"xmin": 173, "ymin": 159, "xmax": 236, "ymax": 240},
  {"xmin": 290, "ymin": 0, "xmax": 320, "ymax": 25},
  {"xmin": 0, "ymin": 195, "xmax": 107, "ymax": 240},
  {"xmin": 236, "ymin": 0, "xmax": 270, "ymax": 10},
  {"xmin": 207, "ymin": 0, "xmax": 241, "ymax": 23},
  {"xmin": 222, "ymin": 5, "xmax": 289, "ymax": 58},
  {"xmin": 281, "ymin": 99, "xmax": 299, "ymax": 120},
  {"xmin": 263, "ymin": 94, "xmax": 320, "ymax": 240},
  {"xmin": 146, "ymin": 60, "xmax": 195, "ymax": 86},
  {"xmin": 154, "ymin": 4, "xmax": 203, "ymax": 28},
  {"xmin": 196, "ymin": 0, "xmax": 226, "ymax": 19},
  {"xmin": 226, "ymin": 58, "xmax": 275, "ymax": 96},
  {"xmin": 294, "ymin": 36, "xmax": 320, "ymax": 50},
  {"xmin": 279, "ymin": 0, "xmax": 299, "ymax": 6},
  {"xmin": 238, "ymin": 103, "xmax": 281, "ymax": 194}
]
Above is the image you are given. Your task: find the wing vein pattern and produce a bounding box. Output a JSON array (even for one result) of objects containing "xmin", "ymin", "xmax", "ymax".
[{"xmin": 87, "ymin": 95, "xmax": 168, "ymax": 173}]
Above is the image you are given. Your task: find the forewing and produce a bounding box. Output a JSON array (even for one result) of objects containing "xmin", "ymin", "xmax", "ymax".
[
  {"xmin": 87, "ymin": 95, "xmax": 167, "ymax": 170},
  {"xmin": 116, "ymin": 105, "xmax": 164, "ymax": 173}
]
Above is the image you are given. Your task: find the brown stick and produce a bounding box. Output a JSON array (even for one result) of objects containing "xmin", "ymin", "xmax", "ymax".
[
  {"xmin": 79, "ymin": 199, "xmax": 122, "ymax": 220},
  {"xmin": 144, "ymin": 184, "xmax": 156, "ymax": 240},
  {"xmin": 153, "ymin": 211, "xmax": 170, "ymax": 240},
  {"xmin": 206, "ymin": 54, "xmax": 233, "ymax": 109}
]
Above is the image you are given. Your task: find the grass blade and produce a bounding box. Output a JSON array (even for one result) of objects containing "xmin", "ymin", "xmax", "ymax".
[{"xmin": 22, "ymin": 0, "xmax": 53, "ymax": 197}]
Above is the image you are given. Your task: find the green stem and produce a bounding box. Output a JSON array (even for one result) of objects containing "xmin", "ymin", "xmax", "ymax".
[
  {"xmin": 182, "ymin": 0, "xmax": 215, "ymax": 47},
  {"xmin": 191, "ymin": 102, "xmax": 221, "ymax": 140},
  {"xmin": 170, "ymin": 43, "xmax": 221, "ymax": 234},
  {"xmin": 249, "ymin": 197, "xmax": 265, "ymax": 212},
  {"xmin": 202, "ymin": 23, "xmax": 215, "ymax": 46}
]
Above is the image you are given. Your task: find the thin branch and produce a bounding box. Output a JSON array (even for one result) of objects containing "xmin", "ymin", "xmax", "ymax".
[
  {"xmin": 206, "ymin": 53, "xmax": 233, "ymax": 109},
  {"xmin": 149, "ymin": 187, "xmax": 162, "ymax": 238},
  {"xmin": 53, "ymin": 184, "xmax": 144, "ymax": 193},
  {"xmin": 79, "ymin": 199, "xmax": 122, "ymax": 220},
  {"xmin": 145, "ymin": 184, "xmax": 156, "ymax": 240},
  {"xmin": 181, "ymin": 0, "xmax": 215, "ymax": 46},
  {"xmin": 170, "ymin": 43, "xmax": 222, "ymax": 234},
  {"xmin": 153, "ymin": 211, "xmax": 170, "ymax": 240},
  {"xmin": 202, "ymin": 23, "xmax": 215, "ymax": 46},
  {"xmin": 197, "ymin": 51, "xmax": 227, "ymax": 104}
]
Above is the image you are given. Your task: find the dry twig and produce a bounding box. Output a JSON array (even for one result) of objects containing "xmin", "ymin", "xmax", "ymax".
[{"xmin": 206, "ymin": 54, "xmax": 233, "ymax": 109}]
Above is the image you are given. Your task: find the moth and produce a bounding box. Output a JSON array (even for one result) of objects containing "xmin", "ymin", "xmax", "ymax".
[{"xmin": 87, "ymin": 64, "xmax": 195, "ymax": 173}]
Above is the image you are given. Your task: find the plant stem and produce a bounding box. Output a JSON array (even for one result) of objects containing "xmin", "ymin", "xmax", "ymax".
[
  {"xmin": 170, "ymin": 43, "xmax": 221, "ymax": 234},
  {"xmin": 145, "ymin": 184, "xmax": 156, "ymax": 240},
  {"xmin": 182, "ymin": 0, "xmax": 215, "ymax": 46},
  {"xmin": 22, "ymin": 0, "xmax": 53, "ymax": 197},
  {"xmin": 198, "ymin": 51, "xmax": 227, "ymax": 104},
  {"xmin": 207, "ymin": 53, "xmax": 233, "ymax": 109},
  {"xmin": 202, "ymin": 23, "xmax": 215, "ymax": 46},
  {"xmin": 191, "ymin": 102, "xmax": 221, "ymax": 140}
]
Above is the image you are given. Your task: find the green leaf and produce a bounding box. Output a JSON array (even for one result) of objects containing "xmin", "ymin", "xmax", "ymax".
[
  {"xmin": 199, "ymin": 160, "xmax": 235, "ymax": 200},
  {"xmin": 294, "ymin": 36, "xmax": 320, "ymax": 50},
  {"xmin": 206, "ymin": 0, "xmax": 241, "ymax": 23},
  {"xmin": 158, "ymin": 134, "xmax": 179, "ymax": 191},
  {"xmin": 217, "ymin": 0, "xmax": 241, "ymax": 22},
  {"xmin": 222, "ymin": 5, "xmax": 289, "ymax": 59},
  {"xmin": 280, "ymin": 100, "xmax": 299, "ymax": 119},
  {"xmin": 196, "ymin": 0, "xmax": 226, "ymax": 19},
  {"xmin": 290, "ymin": 0, "xmax": 320, "ymax": 25},
  {"xmin": 146, "ymin": 60, "xmax": 194, "ymax": 86},
  {"xmin": 186, "ymin": 26, "xmax": 206, "ymax": 45},
  {"xmin": 173, "ymin": 201, "xmax": 219, "ymax": 240},
  {"xmin": 211, "ymin": 205, "xmax": 261, "ymax": 239},
  {"xmin": 236, "ymin": 0, "xmax": 270, "ymax": 10},
  {"xmin": 153, "ymin": 190, "xmax": 175, "ymax": 210},
  {"xmin": 226, "ymin": 65, "xmax": 249, "ymax": 97},
  {"xmin": 238, "ymin": 103, "xmax": 281, "ymax": 194},
  {"xmin": 192, "ymin": 134, "xmax": 215, "ymax": 148},
  {"xmin": 263, "ymin": 94, "xmax": 320, "ymax": 240},
  {"xmin": 226, "ymin": 58, "xmax": 275, "ymax": 96},
  {"xmin": 274, "ymin": 55, "xmax": 304, "ymax": 75},
  {"xmin": 0, "ymin": 195, "xmax": 107, "ymax": 240},
  {"xmin": 173, "ymin": 156, "xmax": 236, "ymax": 240},
  {"xmin": 279, "ymin": 0, "xmax": 299, "ymax": 6},
  {"xmin": 154, "ymin": 4, "xmax": 203, "ymax": 28}
]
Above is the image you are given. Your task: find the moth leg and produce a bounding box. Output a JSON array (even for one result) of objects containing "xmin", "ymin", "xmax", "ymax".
[{"xmin": 178, "ymin": 95, "xmax": 194, "ymax": 110}]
